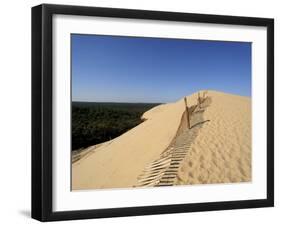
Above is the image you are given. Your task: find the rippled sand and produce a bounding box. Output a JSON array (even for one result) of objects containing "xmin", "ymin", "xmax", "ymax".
[{"xmin": 177, "ymin": 91, "xmax": 251, "ymax": 185}]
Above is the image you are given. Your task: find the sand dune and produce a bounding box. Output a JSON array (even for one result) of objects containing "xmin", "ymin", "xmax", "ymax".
[
  {"xmin": 177, "ymin": 91, "xmax": 251, "ymax": 185},
  {"xmin": 72, "ymin": 91, "xmax": 251, "ymax": 190}
]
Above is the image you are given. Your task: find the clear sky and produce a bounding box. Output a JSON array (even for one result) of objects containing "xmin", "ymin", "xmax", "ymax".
[{"xmin": 72, "ymin": 34, "xmax": 251, "ymax": 103}]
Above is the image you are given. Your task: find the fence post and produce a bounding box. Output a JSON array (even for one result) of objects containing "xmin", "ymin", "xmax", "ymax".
[
  {"xmin": 198, "ymin": 92, "xmax": 201, "ymax": 109},
  {"xmin": 202, "ymin": 91, "xmax": 207, "ymax": 103},
  {"xmin": 184, "ymin": 97, "xmax": 190, "ymax": 129}
]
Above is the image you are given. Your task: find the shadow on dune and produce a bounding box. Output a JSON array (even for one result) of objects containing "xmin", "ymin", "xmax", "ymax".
[
  {"xmin": 190, "ymin": 120, "xmax": 210, "ymax": 129},
  {"xmin": 136, "ymin": 96, "xmax": 212, "ymax": 187}
]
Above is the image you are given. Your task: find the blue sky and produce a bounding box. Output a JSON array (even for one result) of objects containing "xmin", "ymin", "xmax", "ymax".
[{"xmin": 72, "ymin": 34, "xmax": 251, "ymax": 103}]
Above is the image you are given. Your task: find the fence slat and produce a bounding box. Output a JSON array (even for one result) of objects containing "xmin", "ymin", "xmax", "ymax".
[{"xmin": 184, "ymin": 97, "xmax": 190, "ymax": 129}]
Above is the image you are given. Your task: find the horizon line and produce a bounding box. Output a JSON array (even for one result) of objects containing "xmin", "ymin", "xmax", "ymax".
[{"xmin": 72, "ymin": 90, "xmax": 251, "ymax": 104}]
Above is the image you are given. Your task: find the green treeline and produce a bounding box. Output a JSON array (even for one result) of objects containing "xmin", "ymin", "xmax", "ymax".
[{"xmin": 72, "ymin": 102, "xmax": 160, "ymax": 151}]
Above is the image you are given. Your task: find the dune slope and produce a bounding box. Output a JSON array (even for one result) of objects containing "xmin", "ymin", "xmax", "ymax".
[
  {"xmin": 72, "ymin": 91, "xmax": 251, "ymax": 190},
  {"xmin": 177, "ymin": 91, "xmax": 251, "ymax": 185},
  {"xmin": 72, "ymin": 92, "xmax": 199, "ymax": 190}
]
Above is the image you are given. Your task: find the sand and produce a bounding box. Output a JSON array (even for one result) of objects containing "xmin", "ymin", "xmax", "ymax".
[
  {"xmin": 177, "ymin": 91, "xmax": 251, "ymax": 184},
  {"xmin": 72, "ymin": 90, "xmax": 251, "ymax": 190}
]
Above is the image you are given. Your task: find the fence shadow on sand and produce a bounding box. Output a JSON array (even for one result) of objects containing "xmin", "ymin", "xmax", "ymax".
[{"xmin": 135, "ymin": 95, "xmax": 212, "ymax": 187}]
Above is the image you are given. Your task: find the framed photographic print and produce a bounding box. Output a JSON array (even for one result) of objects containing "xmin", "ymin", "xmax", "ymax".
[{"xmin": 32, "ymin": 4, "xmax": 274, "ymax": 221}]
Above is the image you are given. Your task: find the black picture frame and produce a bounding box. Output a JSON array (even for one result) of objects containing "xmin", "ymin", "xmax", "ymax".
[{"xmin": 32, "ymin": 3, "xmax": 274, "ymax": 222}]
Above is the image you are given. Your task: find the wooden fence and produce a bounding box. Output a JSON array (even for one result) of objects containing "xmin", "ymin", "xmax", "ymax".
[{"xmin": 183, "ymin": 91, "xmax": 208, "ymax": 129}]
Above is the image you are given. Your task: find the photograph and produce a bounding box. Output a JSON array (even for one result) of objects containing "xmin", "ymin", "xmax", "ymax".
[
  {"xmin": 71, "ymin": 34, "xmax": 252, "ymax": 190},
  {"xmin": 31, "ymin": 3, "xmax": 274, "ymax": 221}
]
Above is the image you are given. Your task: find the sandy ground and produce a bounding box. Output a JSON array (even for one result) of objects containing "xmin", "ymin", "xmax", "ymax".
[
  {"xmin": 72, "ymin": 91, "xmax": 251, "ymax": 190},
  {"xmin": 177, "ymin": 91, "xmax": 251, "ymax": 185}
]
